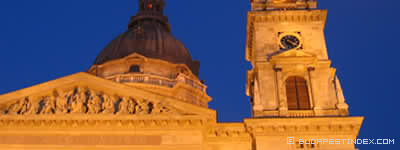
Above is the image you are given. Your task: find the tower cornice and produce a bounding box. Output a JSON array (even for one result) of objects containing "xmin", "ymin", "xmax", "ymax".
[{"xmin": 251, "ymin": 0, "xmax": 318, "ymax": 11}]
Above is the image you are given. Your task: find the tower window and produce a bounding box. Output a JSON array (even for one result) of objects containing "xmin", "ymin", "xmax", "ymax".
[
  {"xmin": 147, "ymin": 3, "xmax": 153, "ymax": 9},
  {"xmin": 285, "ymin": 76, "xmax": 311, "ymax": 110},
  {"xmin": 129, "ymin": 65, "xmax": 141, "ymax": 73}
]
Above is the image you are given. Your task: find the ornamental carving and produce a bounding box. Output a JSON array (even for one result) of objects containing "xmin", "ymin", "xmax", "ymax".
[
  {"xmin": 1, "ymin": 87, "xmax": 179, "ymax": 116},
  {"xmin": 0, "ymin": 119, "xmax": 206, "ymax": 129},
  {"xmin": 207, "ymin": 126, "xmax": 249, "ymax": 138},
  {"xmin": 41, "ymin": 96, "xmax": 56, "ymax": 114}
]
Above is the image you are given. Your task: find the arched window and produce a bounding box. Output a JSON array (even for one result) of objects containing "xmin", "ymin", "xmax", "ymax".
[
  {"xmin": 285, "ymin": 76, "xmax": 311, "ymax": 110},
  {"xmin": 129, "ymin": 65, "xmax": 141, "ymax": 73}
]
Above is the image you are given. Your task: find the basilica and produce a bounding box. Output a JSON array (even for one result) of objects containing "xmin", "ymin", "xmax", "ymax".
[{"xmin": 0, "ymin": 0, "xmax": 363, "ymax": 150}]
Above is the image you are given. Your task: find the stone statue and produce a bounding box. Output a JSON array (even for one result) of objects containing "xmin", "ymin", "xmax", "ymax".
[
  {"xmin": 18, "ymin": 98, "xmax": 29, "ymax": 115},
  {"xmin": 127, "ymin": 98, "xmax": 137, "ymax": 114},
  {"xmin": 70, "ymin": 87, "xmax": 87, "ymax": 114},
  {"xmin": 23, "ymin": 97, "xmax": 39, "ymax": 115},
  {"xmin": 135, "ymin": 99, "xmax": 149, "ymax": 115},
  {"xmin": 87, "ymin": 91, "xmax": 102, "ymax": 114},
  {"xmin": 152, "ymin": 102, "xmax": 173, "ymax": 115},
  {"xmin": 41, "ymin": 96, "xmax": 56, "ymax": 114},
  {"xmin": 151, "ymin": 102, "xmax": 162, "ymax": 115},
  {"xmin": 7, "ymin": 99, "xmax": 24, "ymax": 115},
  {"xmin": 102, "ymin": 95, "xmax": 115, "ymax": 114},
  {"xmin": 55, "ymin": 93, "xmax": 69, "ymax": 114},
  {"xmin": 117, "ymin": 97, "xmax": 130, "ymax": 115}
]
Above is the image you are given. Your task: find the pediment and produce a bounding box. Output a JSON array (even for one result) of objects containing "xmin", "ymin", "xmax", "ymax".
[
  {"xmin": 0, "ymin": 73, "xmax": 216, "ymax": 120},
  {"xmin": 269, "ymin": 49, "xmax": 317, "ymax": 64},
  {"xmin": 273, "ymin": 49, "xmax": 315, "ymax": 58}
]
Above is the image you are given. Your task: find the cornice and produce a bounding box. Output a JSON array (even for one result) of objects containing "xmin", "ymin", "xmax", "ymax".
[
  {"xmin": 251, "ymin": 0, "xmax": 318, "ymax": 10},
  {"xmin": 0, "ymin": 115, "xmax": 209, "ymax": 130},
  {"xmin": 248, "ymin": 10, "xmax": 327, "ymax": 23},
  {"xmin": 206, "ymin": 123, "xmax": 251, "ymax": 140},
  {"xmin": 244, "ymin": 117, "xmax": 364, "ymax": 136}
]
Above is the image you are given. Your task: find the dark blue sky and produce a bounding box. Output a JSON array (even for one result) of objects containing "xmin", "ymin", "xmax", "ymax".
[{"xmin": 0, "ymin": 0, "xmax": 398, "ymax": 149}]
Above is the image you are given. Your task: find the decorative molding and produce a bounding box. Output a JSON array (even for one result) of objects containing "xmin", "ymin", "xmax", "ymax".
[
  {"xmin": 207, "ymin": 124, "xmax": 250, "ymax": 139},
  {"xmin": 248, "ymin": 10, "xmax": 327, "ymax": 23},
  {"xmin": 247, "ymin": 124, "xmax": 361, "ymax": 136},
  {"xmin": 251, "ymin": 0, "xmax": 318, "ymax": 11},
  {"xmin": 107, "ymin": 72, "xmax": 207, "ymax": 94},
  {"xmin": 0, "ymin": 135, "xmax": 163, "ymax": 145},
  {"xmin": 0, "ymin": 117, "xmax": 206, "ymax": 129},
  {"xmin": 244, "ymin": 117, "xmax": 364, "ymax": 136},
  {"xmin": 89, "ymin": 53, "xmax": 199, "ymax": 81}
]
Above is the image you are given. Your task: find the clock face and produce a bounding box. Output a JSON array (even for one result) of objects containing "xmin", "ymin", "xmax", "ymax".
[{"xmin": 280, "ymin": 35, "xmax": 300, "ymax": 50}]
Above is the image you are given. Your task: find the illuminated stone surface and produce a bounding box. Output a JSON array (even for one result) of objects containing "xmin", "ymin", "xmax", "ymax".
[{"xmin": 0, "ymin": 0, "xmax": 363, "ymax": 150}]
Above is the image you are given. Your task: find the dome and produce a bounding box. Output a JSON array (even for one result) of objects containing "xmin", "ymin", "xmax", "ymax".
[{"xmin": 93, "ymin": 0, "xmax": 200, "ymax": 75}]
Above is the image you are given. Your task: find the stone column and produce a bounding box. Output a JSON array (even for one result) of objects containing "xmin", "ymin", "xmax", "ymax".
[
  {"xmin": 306, "ymin": 67, "xmax": 316, "ymax": 109},
  {"xmin": 310, "ymin": 68, "xmax": 322, "ymax": 111},
  {"xmin": 275, "ymin": 67, "xmax": 288, "ymax": 116},
  {"xmin": 335, "ymin": 76, "xmax": 349, "ymax": 116}
]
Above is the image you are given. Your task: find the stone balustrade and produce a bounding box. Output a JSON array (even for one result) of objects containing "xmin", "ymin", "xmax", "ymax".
[
  {"xmin": 287, "ymin": 110, "xmax": 315, "ymax": 117},
  {"xmin": 106, "ymin": 73, "xmax": 207, "ymax": 92}
]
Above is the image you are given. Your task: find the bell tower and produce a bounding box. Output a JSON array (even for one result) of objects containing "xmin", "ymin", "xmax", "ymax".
[
  {"xmin": 246, "ymin": 0, "xmax": 350, "ymax": 118},
  {"xmin": 244, "ymin": 1, "xmax": 363, "ymax": 150}
]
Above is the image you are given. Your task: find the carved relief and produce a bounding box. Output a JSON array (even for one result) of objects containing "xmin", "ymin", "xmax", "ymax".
[
  {"xmin": 7, "ymin": 99, "xmax": 24, "ymax": 115},
  {"xmin": 207, "ymin": 126, "xmax": 249, "ymax": 138},
  {"xmin": 7, "ymin": 97, "xmax": 39, "ymax": 115},
  {"xmin": 40, "ymin": 96, "xmax": 56, "ymax": 114},
  {"xmin": 127, "ymin": 98, "xmax": 137, "ymax": 114},
  {"xmin": 70, "ymin": 87, "xmax": 88, "ymax": 114},
  {"xmin": 135, "ymin": 99, "xmax": 150, "ymax": 115},
  {"xmin": 55, "ymin": 92, "xmax": 69, "ymax": 114},
  {"xmin": 151, "ymin": 102, "xmax": 162, "ymax": 115},
  {"xmin": 22, "ymin": 97, "xmax": 39, "ymax": 115},
  {"xmin": 1, "ymin": 87, "xmax": 181, "ymax": 116},
  {"xmin": 87, "ymin": 91, "xmax": 101, "ymax": 114},
  {"xmin": 117, "ymin": 97, "xmax": 131, "ymax": 115},
  {"xmin": 151, "ymin": 102, "xmax": 174, "ymax": 115},
  {"xmin": 102, "ymin": 95, "xmax": 116, "ymax": 114}
]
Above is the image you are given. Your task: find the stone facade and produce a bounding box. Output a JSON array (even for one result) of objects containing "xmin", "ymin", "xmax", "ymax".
[
  {"xmin": 0, "ymin": 0, "xmax": 363, "ymax": 150},
  {"xmin": 246, "ymin": 1, "xmax": 349, "ymax": 117}
]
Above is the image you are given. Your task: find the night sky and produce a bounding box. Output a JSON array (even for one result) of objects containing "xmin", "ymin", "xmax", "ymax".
[{"xmin": 0, "ymin": 0, "xmax": 398, "ymax": 149}]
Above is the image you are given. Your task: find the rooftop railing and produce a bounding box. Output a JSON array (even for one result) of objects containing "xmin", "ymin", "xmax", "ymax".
[{"xmin": 106, "ymin": 73, "xmax": 207, "ymax": 93}]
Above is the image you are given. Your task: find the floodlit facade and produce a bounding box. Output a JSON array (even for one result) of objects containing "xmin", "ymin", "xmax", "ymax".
[{"xmin": 0, "ymin": 0, "xmax": 363, "ymax": 150}]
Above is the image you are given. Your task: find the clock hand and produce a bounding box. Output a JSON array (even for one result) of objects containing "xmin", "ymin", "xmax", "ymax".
[{"xmin": 287, "ymin": 40, "xmax": 297, "ymax": 46}]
